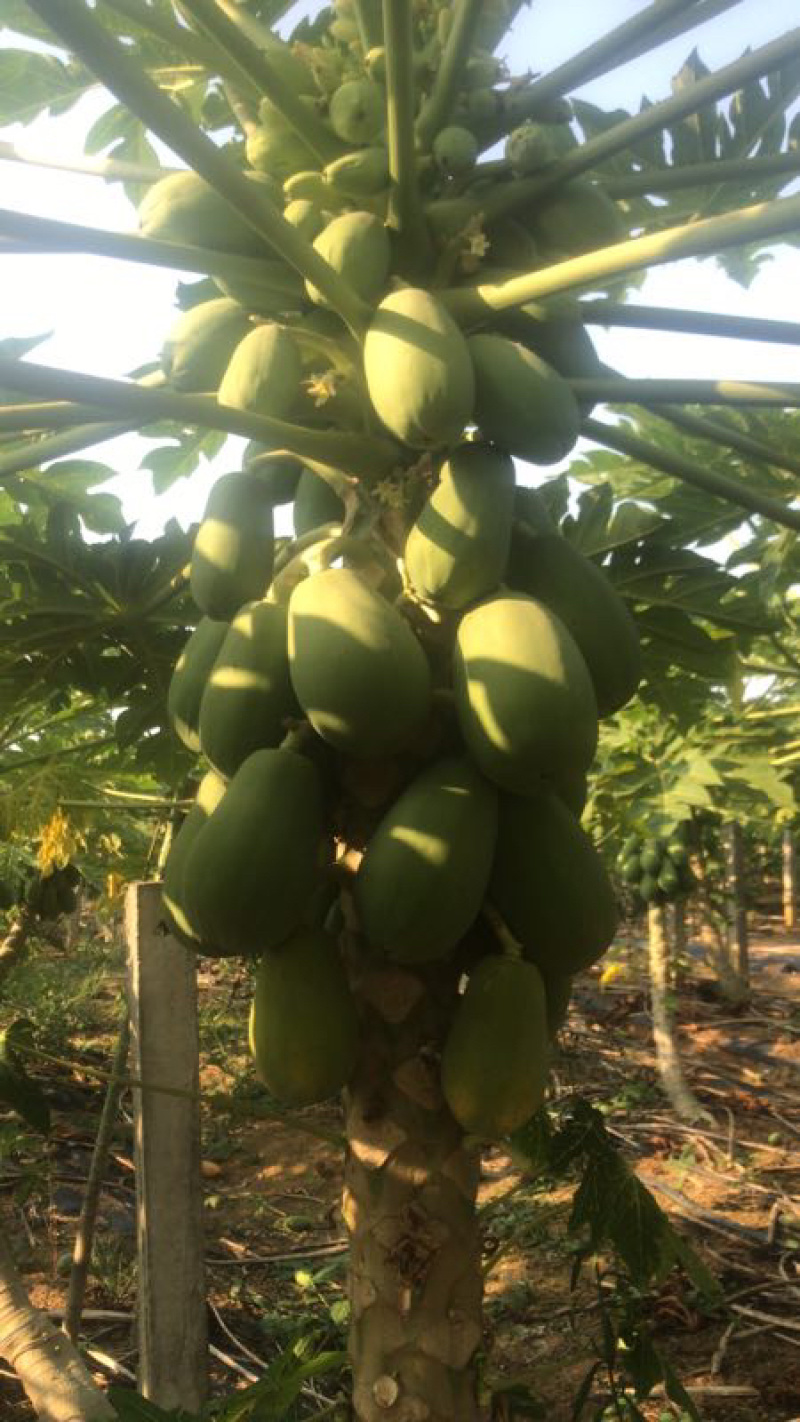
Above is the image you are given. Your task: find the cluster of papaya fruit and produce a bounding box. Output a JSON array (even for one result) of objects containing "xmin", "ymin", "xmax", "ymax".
[
  {"xmin": 617, "ymin": 828, "xmax": 694, "ymax": 906},
  {"xmin": 7, "ymin": 865, "xmax": 82, "ymax": 920},
  {"xmin": 155, "ymin": 0, "xmax": 640, "ymax": 1139}
]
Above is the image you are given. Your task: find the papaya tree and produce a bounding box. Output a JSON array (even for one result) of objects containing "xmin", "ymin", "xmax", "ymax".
[{"xmin": 2, "ymin": 2, "xmax": 800, "ymax": 1419}]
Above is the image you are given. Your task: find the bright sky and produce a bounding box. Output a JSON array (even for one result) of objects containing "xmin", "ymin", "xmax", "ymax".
[{"xmin": 1, "ymin": 0, "xmax": 798, "ymax": 538}]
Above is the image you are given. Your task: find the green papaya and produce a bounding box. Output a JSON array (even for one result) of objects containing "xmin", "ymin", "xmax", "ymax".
[
  {"xmin": 639, "ymin": 844, "xmax": 662, "ymax": 875},
  {"xmin": 246, "ymin": 99, "xmax": 319, "ymax": 182},
  {"xmin": 548, "ymin": 766, "xmax": 587, "ymax": 818},
  {"xmin": 324, "ymin": 146, "xmax": 390, "ymax": 198},
  {"xmin": 638, "ymin": 873, "xmax": 660, "ymax": 904},
  {"xmin": 161, "ymin": 298, "xmax": 252, "ymax": 392},
  {"xmin": 364, "ymin": 287, "xmax": 475, "ymax": 449},
  {"xmin": 505, "ymin": 120, "xmax": 573, "ymax": 173},
  {"xmin": 658, "ymin": 861, "xmax": 681, "ymax": 898},
  {"xmin": 249, "ymin": 928, "xmax": 358, "ymax": 1106},
  {"xmin": 506, "ymin": 530, "xmax": 642, "ymax": 717},
  {"xmin": 490, "ymin": 791, "xmax": 618, "ymax": 976},
  {"xmin": 453, "ymin": 593, "xmax": 598, "ymax": 794},
  {"xmin": 525, "ymin": 179, "xmax": 627, "ymax": 257},
  {"xmin": 665, "ymin": 839, "xmax": 690, "ymax": 867},
  {"xmin": 198, "ymin": 600, "xmax": 299, "ymax": 777},
  {"xmin": 468, "ymin": 334, "xmax": 580, "ymax": 465},
  {"xmin": 328, "ymin": 78, "xmax": 384, "ymax": 145},
  {"xmin": 283, "ymin": 198, "xmax": 326, "ymax": 242},
  {"xmin": 183, "ymin": 748, "xmax": 327, "ymax": 955},
  {"xmin": 138, "ymin": 170, "xmax": 278, "ymax": 254},
  {"xmin": 213, "ymin": 260, "xmax": 306, "ymax": 317},
  {"xmin": 190, "ymin": 472, "xmax": 275, "ymax": 621},
  {"xmin": 167, "ymin": 617, "xmax": 229, "ymax": 752},
  {"xmin": 543, "ymin": 972, "xmax": 573, "ymax": 1038},
  {"xmin": 495, "ymin": 303, "xmax": 603, "ymax": 414},
  {"xmin": 355, "ymin": 756, "xmax": 498, "ymax": 963},
  {"xmin": 433, "ymin": 125, "xmax": 478, "ymax": 176},
  {"xmin": 514, "ymin": 484, "xmax": 558, "ymax": 536},
  {"xmin": 243, "ymin": 445, "xmax": 303, "ymax": 506},
  {"xmin": 621, "ymin": 855, "xmax": 642, "ymax": 885},
  {"xmin": 404, "ymin": 443, "xmax": 515, "ymax": 610},
  {"xmin": 441, "ymin": 956, "xmax": 548, "ymax": 1138},
  {"xmin": 293, "ymin": 468, "xmax": 345, "ymax": 537},
  {"xmin": 217, "ymin": 323, "xmax": 303, "ymax": 421},
  {"xmin": 307, "ymin": 210, "xmax": 391, "ymax": 307},
  {"xmin": 161, "ymin": 769, "xmax": 228, "ymax": 950},
  {"xmin": 288, "ymin": 568, "xmax": 431, "ymax": 757},
  {"xmin": 622, "ymin": 833, "xmax": 642, "ymax": 859}
]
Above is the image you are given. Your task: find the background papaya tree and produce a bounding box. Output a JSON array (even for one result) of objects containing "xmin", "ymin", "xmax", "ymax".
[{"xmin": 0, "ymin": 2, "xmax": 799, "ymax": 1420}]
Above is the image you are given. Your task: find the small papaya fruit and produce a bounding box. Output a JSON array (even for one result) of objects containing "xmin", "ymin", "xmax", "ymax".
[
  {"xmin": 190, "ymin": 472, "xmax": 275, "ymax": 621},
  {"xmin": 328, "ymin": 78, "xmax": 385, "ymax": 145},
  {"xmin": 468, "ymin": 334, "xmax": 580, "ymax": 465},
  {"xmin": 293, "ymin": 468, "xmax": 345, "ymax": 538},
  {"xmin": 138, "ymin": 170, "xmax": 278, "ymax": 254},
  {"xmin": 199, "ymin": 600, "xmax": 299, "ymax": 777},
  {"xmin": 307, "ymin": 210, "xmax": 391, "ymax": 306},
  {"xmin": 167, "ymin": 617, "xmax": 229, "ymax": 752},
  {"xmin": 404, "ymin": 442, "xmax": 515, "ymax": 609},
  {"xmin": 364, "ymin": 287, "xmax": 475, "ymax": 449},
  {"xmin": 324, "ymin": 146, "xmax": 390, "ymax": 198},
  {"xmin": 161, "ymin": 298, "xmax": 251, "ymax": 392},
  {"xmin": 217, "ymin": 322, "xmax": 303, "ymax": 421},
  {"xmin": 161, "ymin": 769, "xmax": 228, "ymax": 950}
]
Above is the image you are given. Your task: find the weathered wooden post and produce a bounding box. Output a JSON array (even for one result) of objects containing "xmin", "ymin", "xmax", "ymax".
[{"xmin": 126, "ymin": 882, "xmax": 207, "ymax": 1411}]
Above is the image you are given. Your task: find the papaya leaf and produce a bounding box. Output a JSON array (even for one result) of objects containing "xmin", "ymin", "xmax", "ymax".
[
  {"xmin": 0, "ymin": 48, "xmax": 95, "ymax": 127},
  {"xmin": 0, "ymin": 334, "xmax": 53, "ymax": 362}
]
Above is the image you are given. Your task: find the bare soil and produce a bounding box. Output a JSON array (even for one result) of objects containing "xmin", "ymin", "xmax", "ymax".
[{"xmin": 0, "ymin": 917, "xmax": 798, "ymax": 1421}]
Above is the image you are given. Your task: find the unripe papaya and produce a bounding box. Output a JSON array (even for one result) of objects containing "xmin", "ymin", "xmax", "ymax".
[
  {"xmin": 213, "ymin": 260, "xmax": 306, "ymax": 317},
  {"xmin": 491, "ymin": 791, "xmax": 618, "ymax": 976},
  {"xmin": 247, "ymin": 101, "xmax": 319, "ymax": 182},
  {"xmin": 161, "ymin": 769, "xmax": 228, "ymax": 950},
  {"xmin": 505, "ymin": 120, "xmax": 575, "ymax": 173},
  {"xmin": 364, "ymin": 288, "xmax": 475, "ymax": 449},
  {"xmin": 167, "ymin": 617, "xmax": 229, "ymax": 752},
  {"xmin": 138, "ymin": 170, "xmax": 278, "ymax": 254},
  {"xmin": 198, "ymin": 600, "xmax": 299, "ymax": 777},
  {"xmin": 293, "ymin": 468, "xmax": 345, "ymax": 537},
  {"xmin": 355, "ymin": 756, "xmax": 498, "ymax": 963},
  {"xmin": 283, "ymin": 198, "xmax": 326, "ymax": 242},
  {"xmin": 506, "ymin": 530, "xmax": 642, "ymax": 717},
  {"xmin": 218, "ymin": 322, "xmax": 303, "ymax": 422},
  {"xmin": 640, "ymin": 844, "xmax": 662, "ymax": 875},
  {"xmin": 433, "ymin": 125, "xmax": 478, "ymax": 177},
  {"xmin": 543, "ymin": 972, "xmax": 573, "ymax": 1038},
  {"xmin": 442, "ymin": 956, "xmax": 548, "ymax": 1138},
  {"xmin": 468, "ymin": 334, "xmax": 580, "ymax": 465},
  {"xmin": 243, "ymin": 445, "xmax": 303, "ymax": 505},
  {"xmin": 183, "ymin": 748, "xmax": 327, "ymax": 955},
  {"xmin": 404, "ymin": 442, "xmax": 515, "ymax": 609},
  {"xmin": 249, "ymin": 928, "xmax": 358, "ymax": 1106},
  {"xmin": 161, "ymin": 298, "xmax": 251, "ymax": 392},
  {"xmin": 324, "ymin": 146, "xmax": 390, "ymax": 198},
  {"xmin": 496, "ymin": 303, "xmax": 603, "ymax": 414},
  {"xmin": 526, "ymin": 179, "xmax": 627, "ymax": 257},
  {"xmin": 288, "ymin": 568, "xmax": 431, "ymax": 757},
  {"xmin": 453, "ymin": 593, "xmax": 598, "ymax": 794},
  {"xmin": 190, "ymin": 472, "xmax": 275, "ymax": 621},
  {"xmin": 548, "ymin": 766, "xmax": 587, "ymax": 818},
  {"xmin": 307, "ymin": 210, "xmax": 391, "ymax": 306},
  {"xmin": 329, "ymin": 78, "xmax": 384, "ymax": 145}
]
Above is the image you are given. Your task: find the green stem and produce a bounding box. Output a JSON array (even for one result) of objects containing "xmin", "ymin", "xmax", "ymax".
[
  {"xmin": 415, "ymin": 0, "xmax": 484, "ymax": 146},
  {"xmin": 0, "ymin": 420, "xmax": 139, "ymax": 479},
  {"xmin": 24, "ymin": 1, "xmax": 370, "ymax": 337},
  {"xmin": 176, "ymin": 0, "xmax": 342, "ymax": 162},
  {"xmin": 0, "ymin": 139, "xmax": 171, "ymax": 186},
  {"xmin": 479, "ymin": 26, "xmax": 800, "ymax": 222},
  {"xmin": 351, "ymin": 0, "xmax": 383, "ymax": 50},
  {"xmin": 572, "ymin": 377, "xmax": 800, "ymax": 406},
  {"xmin": 0, "ymin": 207, "xmax": 302, "ymax": 299},
  {"xmin": 0, "ymin": 402, "xmax": 113, "ymax": 432},
  {"xmin": 381, "ymin": 0, "xmax": 433, "ymax": 274},
  {"xmin": 101, "ymin": 0, "xmax": 228, "ymax": 73},
  {"xmin": 654, "ymin": 405, "xmax": 800, "ymax": 481},
  {"xmin": 577, "ymin": 299, "xmax": 800, "ymax": 347},
  {"xmin": 582, "ymin": 416, "xmax": 800, "ymax": 532},
  {"xmin": 441, "ymin": 191, "xmax": 800, "ymax": 324},
  {"xmin": 604, "ymin": 148, "xmax": 800, "ymax": 198},
  {"xmin": 0, "ymin": 355, "xmax": 400, "ymax": 481}
]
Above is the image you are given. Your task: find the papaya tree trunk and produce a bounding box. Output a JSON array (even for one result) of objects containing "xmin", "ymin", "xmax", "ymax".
[
  {"xmin": 0, "ymin": 1235, "xmax": 115, "ymax": 1422},
  {"xmin": 647, "ymin": 904, "xmax": 709, "ymax": 1123},
  {"xmin": 343, "ymin": 961, "xmax": 483, "ymax": 1422},
  {"xmin": 724, "ymin": 820, "xmax": 749, "ymax": 992}
]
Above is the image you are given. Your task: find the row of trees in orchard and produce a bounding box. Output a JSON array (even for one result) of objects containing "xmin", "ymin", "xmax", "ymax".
[{"xmin": 0, "ymin": 0, "xmax": 799, "ymax": 1418}]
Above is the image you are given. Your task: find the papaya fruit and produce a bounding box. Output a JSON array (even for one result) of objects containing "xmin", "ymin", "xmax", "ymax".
[
  {"xmin": 190, "ymin": 472, "xmax": 275, "ymax": 621},
  {"xmin": 547, "ymin": 766, "xmax": 587, "ymax": 818},
  {"xmin": 198, "ymin": 600, "xmax": 299, "ymax": 777},
  {"xmin": 364, "ymin": 287, "xmax": 475, "ymax": 449},
  {"xmin": 293, "ymin": 468, "xmax": 345, "ymax": 537},
  {"xmin": 288, "ymin": 567, "xmax": 431, "ymax": 757},
  {"xmin": 514, "ymin": 484, "xmax": 558, "ymax": 536},
  {"xmin": 403, "ymin": 442, "xmax": 515, "ymax": 609},
  {"xmin": 506, "ymin": 530, "xmax": 642, "ymax": 717},
  {"xmin": 495, "ymin": 303, "xmax": 603, "ymax": 415},
  {"xmin": 355, "ymin": 756, "xmax": 498, "ymax": 963},
  {"xmin": 161, "ymin": 769, "xmax": 228, "ymax": 950},
  {"xmin": 247, "ymin": 97, "xmax": 320, "ymax": 182},
  {"xmin": 453, "ymin": 593, "xmax": 598, "ymax": 794},
  {"xmin": 525, "ymin": 178, "xmax": 627, "ymax": 257},
  {"xmin": 249, "ymin": 928, "xmax": 358, "ymax": 1106},
  {"xmin": 639, "ymin": 844, "xmax": 662, "ymax": 875},
  {"xmin": 161, "ymin": 298, "xmax": 251, "ymax": 392},
  {"xmin": 666, "ymin": 840, "xmax": 689, "ymax": 868},
  {"xmin": 491, "ymin": 791, "xmax": 618, "ymax": 976},
  {"xmin": 543, "ymin": 971, "xmax": 573, "ymax": 1038},
  {"xmin": 505, "ymin": 120, "xmax": 573, "ymax": 173},
  {"xmin": 307, "ymin": 210, "xmax": 391, "ymax": 307},
  {"xmin": 138, "ymin": 170, "xmax": 279, "ymax": 254},
  {"xmin": 183, "ymin": 748, "xmax": 327, "ymax": 955},
  {"xmin": 324, "ymin": 146, "xmax": 390, "ymax": 198},
  {"xmin": 621, "ymin": 855, "xmax": 642, "ymax": 884},
  {"xmin": 328, "ymin": 78, "xmax": 384, "ymax": 145},
  {"xmin": 167, "ymin": 617, "xmax": 229, "ymax": 752},
  {"xmin": 243, "ymin": 445, "xmax": 303, "ymax": 506},
  {"xmin": 212, "ymin": 260, "xmax": 306, "ymax": 317},
  {"xmin": 441, "ymin": 956, "xmax": 548, "ymax": 1138},
  {"xmin": 283, "ymin": 198, "xmax": 326, "ymax": 242},
  {"xmin": 638, "ymin": 873, "xmax": 660, "ymax": 904},
  {"xmin": 468, "ymin": 334, "xmax": 580, "ymax": 465},
  {"xmin": 658, "ymin": 861, "xmax": 681, "ymax": 898},
  {"xmin": 433, "ymin": 125, "xmax": 478, "ymax": 177},
  {"xmin": 217, "ymin": 323, "xmax": 303, "ymax": 422}
]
